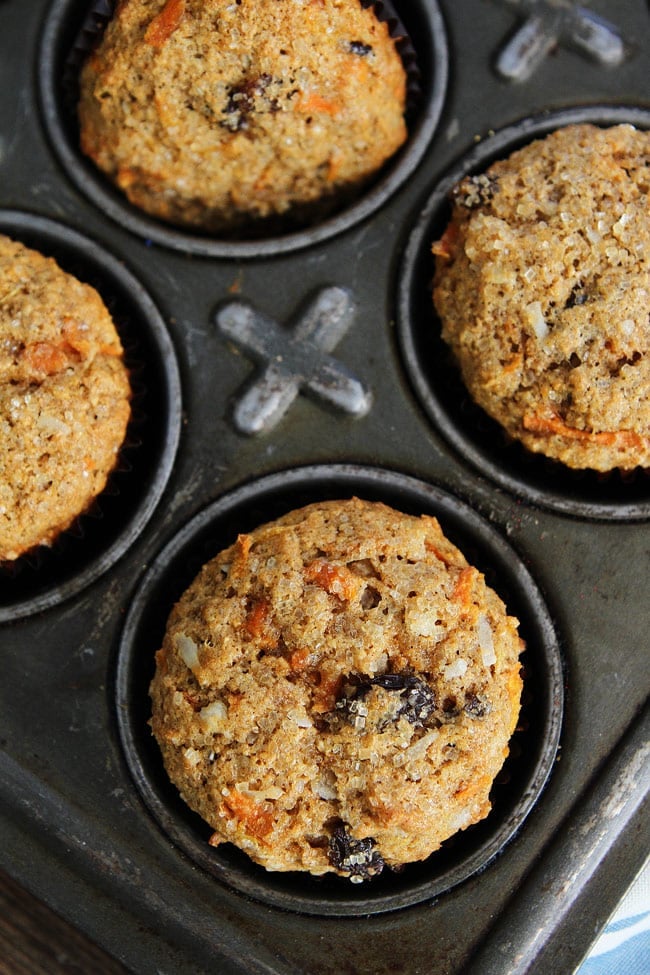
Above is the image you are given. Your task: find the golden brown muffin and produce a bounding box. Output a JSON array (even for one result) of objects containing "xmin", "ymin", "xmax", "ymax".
[
  {"xmin": 0, "ymin": 234, "xmax": 131, "ymax": 561},
  {"xmin": 432, "ymin": 124, "xmax": 650, "ymax": 471},
  {"xmin": 150, "ymin": 498, "xmax": 523, "ymax": 881},
  {"xmin": 78, "ymin": 0, "xmax": 408, "ymax": 234}
]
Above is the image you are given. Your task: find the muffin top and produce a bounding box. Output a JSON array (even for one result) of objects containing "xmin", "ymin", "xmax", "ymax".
[
  {"xmin": 150, "ymin": 498, "xmax": 523, "ymax": 881},
  {"xmin": 432, "ymin": 123, "xmax": 650, "ymax": 471},
  {"xmin": 0, "ymin": 234, "xmax": 131, "ymax": 561},
  {"xmin": 78, "ymin": 0, "xmax": 408, "ymax": 234}
]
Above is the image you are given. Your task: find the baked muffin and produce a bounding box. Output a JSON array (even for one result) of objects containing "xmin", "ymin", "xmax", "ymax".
[
  {"xmin": 150, "ymin": 498, "xmax": 523, "ymax": 882},
  {"xmin": 432, "ymin": 123, "xmax": 650, "ymax": 472},
  {"xmin": 0, "ymin": 234, "xmax": 131, "ymax": 561},
  {"xmin": 78, "ymin": 0, "xmax": 408, "ymax": 235}
]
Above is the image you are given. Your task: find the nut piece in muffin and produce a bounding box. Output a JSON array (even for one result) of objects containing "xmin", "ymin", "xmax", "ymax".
[
  {"xmin": 432, "ymin": 123, "xmax": 650, "ymax": 471},
  {"xmin": 0, "ymin": 234, "xmax": 131, "ymax": 561},
  {"xmin": 150, "ymin": 498, "xmax": 523, "ymax": 882},
  {"xmin": 78, "ymin": 0, "xmax": 408, "ymax": 235}
]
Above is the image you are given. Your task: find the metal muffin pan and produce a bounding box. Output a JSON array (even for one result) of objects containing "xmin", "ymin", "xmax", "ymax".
[{"xmin": 1, "ymin": 1, "xmax": 649, "ymax": 973}]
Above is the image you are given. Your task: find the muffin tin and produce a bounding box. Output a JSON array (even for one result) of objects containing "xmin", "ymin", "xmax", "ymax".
[{"xmin": 1, "ymin": 1, "xmax": 648, "ymax": 973}]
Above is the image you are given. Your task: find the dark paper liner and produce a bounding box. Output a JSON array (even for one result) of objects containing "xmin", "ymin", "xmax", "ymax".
[
  {"xmin": 115, "ymin": 464, "xmax": 564, "ymax": 917},
  {"xmin": 0, "ymin": 211, "xmax": 182, "ymax": 622},
  {"xmin": 397, "ymin": 105, "xmax": 650, "ymax": 523},
  {"xmin": 39, "ymin": 0, "xmax": 447, "ymax": 257}
]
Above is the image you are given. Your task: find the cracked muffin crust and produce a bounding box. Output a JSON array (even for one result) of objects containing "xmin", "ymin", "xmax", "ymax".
[
  {"xmin": 149, "ymin": 498, "xmax": 523, "ymax": 881},
  {"xmin": 432, "ymin": 124, "xmax": 650, "ymax": 471},
  {"xmin": 0, "ymin": 234, "xmax": 131, "ymax": 561},
  {"xmin": 78, "ymin": 0, "xmax": 408, "ymax": 235}
]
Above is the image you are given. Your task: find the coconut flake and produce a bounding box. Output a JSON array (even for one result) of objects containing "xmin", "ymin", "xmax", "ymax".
[
  {"xmin": 443, "ymin": 658, "xmax": 468, "ymax": 680},
  {"xmin": 525, "ymin": 301, "xmax": 549, "ymax": 341},
  {"xmin": 288, "ymin": 708, "xmax": 312, "ymax": 728},
  {"xmin": 199, "ymin": 700, "xmax": 227, "ymax": 732},
  {"xmin": 313, "ymin": 771, "xmax": 338, "ymax": 800},
  {"xmin": 234, "ymin": 782, "xmax": 283, "ymax": 801},
  {"xmin": 37, "ymin": 414, "xmax": 71, "ymax": 436},
  {"xmin": 394, "ymin": 729, "xmax": 439, "ymax": 766},
  {"xmin": 174, "ymin": 633, "xmax": 200, "ymax": 671},
  {"xmin": 477, "ymin": 614, "xmax": 496, "ymax": 667},
  {"xmin": 405, "ymin": 605, "xmax": 447, "ymax": 640}
]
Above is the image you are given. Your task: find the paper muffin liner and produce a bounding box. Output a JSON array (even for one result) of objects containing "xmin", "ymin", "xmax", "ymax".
[
  {"xmin": 115, "ymin": 465, "xmax": 564, "ymax": 917},
  {"xmin": 43, "ymin": 0, "xmax": 446, "ymax": 256},
  {"xmin": 397, "ymin": 105, "xmax": 650, "ymax": 523},
  {"xmin": 0, "ymin": 211, "xmax": 181, "ymax": 622}
]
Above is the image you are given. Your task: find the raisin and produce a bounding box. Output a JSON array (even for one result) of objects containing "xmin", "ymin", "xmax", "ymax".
[
  {"xmin": 372, "ymin": 673, "xmax": 436, "ymax": 726},
  {"xmin": 328, "ymin": 823, "xmax": 385, "ymax": 882},
  {"xmin": 565, "ymin": 285, "xmax": 589, "ymax": 309},
  {"xmin": 348, "ymin": 40, "xmax": 373, "ymax": 56},
  {"xmin": 328, "ymin": 673, "xmax": 372, "ymax": 728},
  {"xmin": 329, "ymin": 672, "xmax": 436, "ymax": 730},
  {"xmin": 454, "ymin": 173, "xmax": 499, "ymax": 209},
  {"xmin": 360, "ymin": 585, "xmax": 382, "ymax": 610},
  {"xmin": 464, "ymin": 692, "xmax": 490, "ymax": 718},
  {"xmin": 221, "ymin": 74, "xmax": 273, "ymax": 132}
]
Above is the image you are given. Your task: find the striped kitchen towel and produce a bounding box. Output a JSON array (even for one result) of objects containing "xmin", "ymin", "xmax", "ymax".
[{"xmin": 577, "ymin": 858, "xmax": 650, "ymax": 974}]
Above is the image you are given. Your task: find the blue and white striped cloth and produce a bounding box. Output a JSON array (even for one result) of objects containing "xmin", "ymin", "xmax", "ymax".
[{"xmin": 577, "ymin": 859, "xmax": 650, "ymax": 974}]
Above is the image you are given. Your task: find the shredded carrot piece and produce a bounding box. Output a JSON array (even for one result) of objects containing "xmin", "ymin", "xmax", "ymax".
[
  {"xmin": 507, "ymin": 667, "xmax": 523, "ymax": 714},
  {"xmin": 523, "ymin": 412, "xmax": 644, "ymax": 448},
  {"xmin": 296, "ymin": 92, "xmax": 340, "ymax": 116},
  {"xmin": 221, "ymin": 790, "xmax": 274, "ymax": 840},
  {"xmin": 432, "ymin": 223, "xmax": 459, "ymax": 261},
  {"xmin": 424, "ymin": 540, "xmax": 453, "ymax": 565},
  {"xmin": 305, "ymin": 560, "xmax": 359, "ymax": 601},
  {"xmin": 453, "ymin": 773, "xmax": 492, "ymax": 802},
  {"xmin": 116, "ymin": 166, "xmax": 138, "ymax": 190},
  {"xmin": 243, "ymin": 597, "xmax": 270, "ymax": 638},
  {"xmin": 221, "ymin": 535, "xmax": 252, "ymax": 586},
  {"xmin": 23, "ymin": 341, "xmax": 73, "ymax": 376},
  {"xmin": 312, "ymin": 671, "xmax": 343, "ymax": 714},
  {"xmin": 61, "ymin": 322, "xmax": 93, "ymax": 356},
  {"xmin": 145, "ymin": 0, "xmax": 185, "ymax": 47},
  {"xmin": 327, "ymin": 151, "xmax": 344, "ymax": 183},
  {"xmin": 452, "ymin": 566, "xmax": 475, "ymax": 609},
  {"xmin": 289, "ymin": 647, "xmax": 311, "ymax": 672}
]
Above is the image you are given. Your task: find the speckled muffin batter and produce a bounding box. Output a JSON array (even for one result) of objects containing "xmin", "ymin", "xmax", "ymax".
[
  {"xmin": 432, "ymin": 124, "xmax": 650, "ymax": 471},
  {"xmin": 78, "ymin": 0, "xmax": 408, "ymax": 235},
  {"xmin": 0, "ymin": 234, "xmax": 131, "ymax": 561},
  {"xmin": 150, "ymin": 498, "xmax": 523, "ymax": 881}
]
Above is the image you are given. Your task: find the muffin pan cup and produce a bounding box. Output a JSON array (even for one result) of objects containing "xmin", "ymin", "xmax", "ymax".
[
  {"xmin": 1, "ymin": 0, "xmax": 649, "ymax": 973},
  {"xmin": 116, "ymin": 464, "xmax": 563, "ymax": 917}
]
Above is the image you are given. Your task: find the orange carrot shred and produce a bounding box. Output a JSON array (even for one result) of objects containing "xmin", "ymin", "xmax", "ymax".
[
  {"xmin": 305, "ymin": 561, "xmax": 359, "ymax": 600},
  {"xmin": 243, "ymin": 597, "xmax": 270, "ymax": 638},
  {"xmin": 452, "ymin": 566, "xmax": 475, "ymax": 608},
  {"xmin": 296, "ymin": 92, "xmax": 340, "ymax": 116},
  {"xmin": 221, "ymin": 790, "xmax": 274, "ymax": 840},
  {"xmin": 523, "ymin": 412, "xmax": 644, "ymax": 448},
  {"xmin": 432, "ymin": 223, "xmax": 459, "ymax": 261},
  {"xmin": 145, "ymin": 0, "xmax": 185, "ymax": 47},
  {"xmin": 23, "ymin": 341, "xmax": 71, "ymax": 376}
]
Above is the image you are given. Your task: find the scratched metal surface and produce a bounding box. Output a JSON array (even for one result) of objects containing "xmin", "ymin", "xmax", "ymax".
[{"xmin": 0, "ymin": 1, "xmax": 649, "ymax": 973}]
